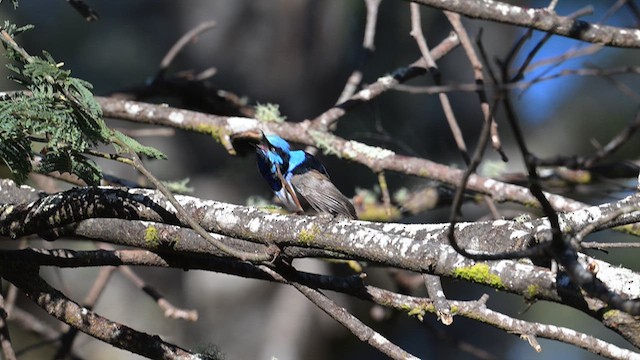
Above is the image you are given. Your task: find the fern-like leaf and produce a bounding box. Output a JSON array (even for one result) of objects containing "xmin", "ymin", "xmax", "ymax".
[
  {"xmin": 0, "ymin": 137, "xmax": 31, "ymax": 184},
  {"xmin": 111, "ymin": 130, "xmax": 166, "ymax": 160},
  {"xmin": 0, "ymin": 23, "xmax": 165, "ymax": 184}
]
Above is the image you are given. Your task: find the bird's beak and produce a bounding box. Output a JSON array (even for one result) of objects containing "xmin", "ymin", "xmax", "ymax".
[
  {"xmin": 230, "ymin": 130, "xmax": 264, "ymax": 156},
  {"xmin": 256, "ymin": 143, "xmax": 269, "ymax": 153}
]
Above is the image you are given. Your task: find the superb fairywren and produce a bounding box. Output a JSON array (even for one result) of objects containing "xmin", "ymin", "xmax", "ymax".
[{"xmin": 254, "ymin": 134, "xmax": 356, "ymax": 219}]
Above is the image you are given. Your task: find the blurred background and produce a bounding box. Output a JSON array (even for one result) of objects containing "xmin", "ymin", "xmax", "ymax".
[{"xmin": 2, "ymin": 0, "xmax": 640, "ymax": 359}]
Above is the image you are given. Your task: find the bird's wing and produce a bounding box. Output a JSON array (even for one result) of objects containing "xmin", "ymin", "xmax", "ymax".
[{"xmin": 291, "ymin": 170, "xmax": 357, "ymax": 219}]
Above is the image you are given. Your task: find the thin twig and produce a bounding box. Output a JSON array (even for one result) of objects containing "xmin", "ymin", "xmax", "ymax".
[
  {"xmin": 158, "ymin": 21, "xmax": 217, "ymax": 75},
  {"xmin": 524, "ymin": 43, "xmax": 602, "ymax": 74},
  {"xmin": 512, "ymin": 6, "xmax": 593, "ymax": 85},
  {"xmin": 1, "ymin": 270, "xmax": 197, "ymax": 359},
  {"xmin": 335, "ymin": 0, "xmax": 382, "ymax": 104},
  {"xmin": 95, "ymin": 241, "xmax": 197, "ymax": 322},
  {"xmin": 0, "ymin": 290, "xmax": 17, "ymax": 360},
  {"xmin": 309, "ymin": 32, "xmax": 460, "ymax": 129},
  {"xmin": 447, "ymin": 95, "xmax": 502, "ymax": 260},
  {"xmin": 377, "ymin": 172, "xmax": 392, "ymax": 217},
  {"xmin": 54, "ymin": 266, "xmax": 116, "ymax": 360},
  {"xmin": 118, "ymin": 264, "xmax": 198, "ymax": 321},
  {"xmin": 582, "ymin": 242, "xmax": 640, "ymax": 249},
  {"xmin": 129, "ymin": 150, "xmax": 278, "ymax": 262},
  {"xmin": 574, "ymin": 206, "xmax": 640, "ymax": 245},
  {"xmin": 410, "ymin": 4, "xmax": 469, "ymax": 164},
  {"xmin": 423, "ymin": 274, "xmax": 452, "ymax": 325},
  {"xmin": 85, "ymin": 149, "xmax": 134, "ymax": 165},
  {"xmin": 585, "ymin": 109, "xmax": 640, "ymax": 167},
  {"xmin": 445, "ymin": 11, "xmax": 507, "ymax": 161},
  {"xmin": 307, "ymin": 0, "xmax": 382, "ymax": 156},
  {"xmin": 394, "ymin": 65, "xmax": 640, "ymax": 95},
  {"xmin": 600, "ymin": 71, "xmax": 640, "ymax": 103},
  {"xmin": 0, "ymin": 30, "xmax": 32, "ymax": 62},
  {"xmin": 444, "ymin": 11, "xmax": 505, "ymax": 220},
  {"xmin": 261, "ymin": 265, "xmax": 420, "ymax": 360}
]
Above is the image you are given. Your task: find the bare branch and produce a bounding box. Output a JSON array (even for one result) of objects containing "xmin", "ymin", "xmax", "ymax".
[
  {"xmin": 410, "ymin": 4, "xmax": 470, "ymax": 164},
  {"xmin": 1, "ymin": 269, "xmax": 199, "ymax": 359},
  {"xmin": 423, "ymin": 274, "xmax": 452, "ymax": 325},
  {"xmin": 5, "ymin": 245, "xmax": 639, "ymax": 358},
  {"xmin": 0, "ymin": 291, "xmax": 16, "ymax": 360},
  {"xmin": 408, "ymin": 0, "xmax": 640, "ymax": 48},
  {"xmin": 335, "ymin": 0, "xmax": 382, "ymax": 105},
  {"xmin": 3, "ymin": 180, "xmax": 640, "ymax": 346},
  {"xmin": 310, "ymin": 32, "xmax": 460, "ymax": 129},
  {"xmin": 117, "ymin": 263, "xmax": 198, "ymax": 321},
  {"xmin": 262, "ymin": 265, "xmax": 420, "ymax": 360},
  {"xmin": 158, "ymin": 21, "xmax": 217, "ymax": 76}
]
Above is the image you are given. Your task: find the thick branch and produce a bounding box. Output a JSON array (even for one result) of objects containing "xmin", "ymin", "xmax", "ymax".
[
  {"xmin": 2, "ymin": 180, "xmax": 639, "ymax": 344},
  {"xmin": 408, "ymin": 0, "xmax": 640, "ymax": 48},
  {"xmin": 0, "ymin": 185, "xmax": 180, "ymax": 239}
]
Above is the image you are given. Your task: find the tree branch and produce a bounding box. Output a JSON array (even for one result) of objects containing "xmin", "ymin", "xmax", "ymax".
[
  {"xmin": 2, "ymin": 180, "xmax": 640, "ymax": 345},
  {"xmin": 408, "ymin": 0, "xmax": 640, "ymax": 48},
  {"xmin": 0, "ymin": 267, "xmax": 200, "ymax": 360},
  {"xmin": 0, "ymin": 291, "xmax": 16, "ymax": 360},
  {"xmin": 95, "ymin": 97, "xmax": 592, "ymax": 213},
  {"xmin": 5, "ymin": 246, "xmax": 638, "ymax": 359},
  {"xmin": 262, "ymin": 265, "xmax": 420, "ymax": 360}
]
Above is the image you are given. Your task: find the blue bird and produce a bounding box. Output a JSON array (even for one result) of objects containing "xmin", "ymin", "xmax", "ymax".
[{"xmin": 254, "ymin": 134, "xmax": 357, "ymax": 219}]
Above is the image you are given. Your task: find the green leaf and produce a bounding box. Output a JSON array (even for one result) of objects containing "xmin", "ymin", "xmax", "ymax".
[
  {"xmin": 111, "ymin": 130, "xmax": 166, "ymax": 160},
  {"xmin": 0, "ymin": 137, "xmax": 31, "ymax": 184},
  {"xmin": 37, "ymin": 151, "xmax": 102, "ymax": 185},
  {"xmin": 69, "ymin": 154, "xmax": 102, "ymax": 185},
  {"xmin": 0, "ymin": 22, "xmax": 166, "ymax": 184},
  {"xmin": 1, "ymin": 22, "xmax": 33, "ymax": 39}
]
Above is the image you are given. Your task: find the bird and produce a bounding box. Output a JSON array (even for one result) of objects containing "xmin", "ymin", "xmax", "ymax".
[{"xmin": 253, "ymin": 134, "xmax": 357, "ymax": 219}]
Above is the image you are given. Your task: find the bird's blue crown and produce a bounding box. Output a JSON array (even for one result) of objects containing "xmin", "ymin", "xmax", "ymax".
[{"xmin": 265, "ymin": 135, "xmax": 290, "ymax": 152}]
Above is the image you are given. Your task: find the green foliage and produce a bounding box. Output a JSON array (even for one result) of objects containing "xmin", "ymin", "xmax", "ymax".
[
  {"xmin": 37, "ymin": 151, "xmax": 102, "ymax": 185},
  {"xmin": 111, "ymin": 130, "xmax": 166, "ymax": 160},
  {"xmin": 0, "ymin": 22, "xmax": 165, "ymax": 184},
  {"xmin": 0, "ymin": 133, "xmax": 30, "ymax": 183}
]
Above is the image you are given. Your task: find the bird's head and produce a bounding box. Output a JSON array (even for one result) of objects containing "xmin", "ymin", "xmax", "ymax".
[
  {"xmin": 256, "ymin": 134, "xmax": 291, "ymax": 167},
  {"xmin": 229, "ymin": 131, "xmax": 292, "ymax": 168},
  {"xmin": 229, "ymin": 130, "xmax": 263, "ymax": 156},
  {"xmin": 261, "ymin": 134, "xmax": 290, "ymax": 153}
]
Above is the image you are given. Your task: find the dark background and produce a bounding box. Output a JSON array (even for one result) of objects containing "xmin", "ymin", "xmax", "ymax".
[{"xmin": 2, "ymin": 1, "xmax": 639, "ymax": 359}]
